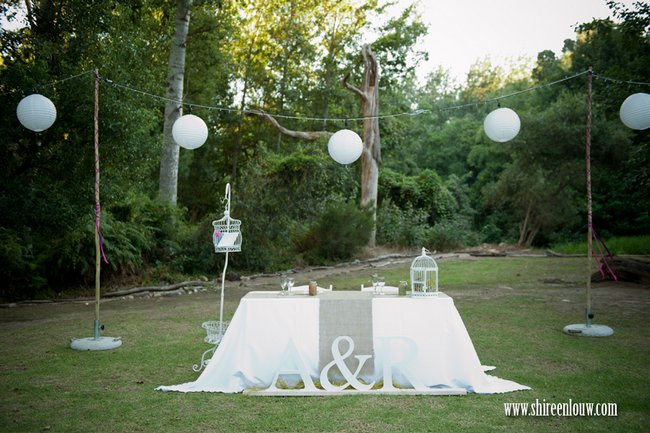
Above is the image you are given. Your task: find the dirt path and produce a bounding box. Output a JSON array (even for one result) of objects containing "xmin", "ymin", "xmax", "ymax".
[
  {"xmin": 2, "ymin": 249, "xmax": 648, "ymax": 324},
  {"xmin": 0, "ymin": 251, "xmax": 472, "ymax": 323}
]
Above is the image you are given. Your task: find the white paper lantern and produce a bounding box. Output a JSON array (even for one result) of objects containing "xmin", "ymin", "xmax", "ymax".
[
  {"xmin": 172, "ymin": 114, "xmax": 208, "ymax": 149},
  {"xmin": 327, "ymin": 129, "xmax": 363, "ymax": 164},
  {"xmin": 16, "ymin": 94, "xmax": 57, "ymax": 132},
  {"xmin": 619, "ymin": 93, "xmax": 650, "ymax": 130},
  {"xmin": 483, "ymin": 107, "xmax": 521, "ymax": 142}
]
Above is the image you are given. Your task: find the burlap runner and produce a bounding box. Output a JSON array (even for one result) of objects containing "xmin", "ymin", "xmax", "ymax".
[{"xmin": 318, "ymin": 291, "xmax": 374, "ymax": 379}]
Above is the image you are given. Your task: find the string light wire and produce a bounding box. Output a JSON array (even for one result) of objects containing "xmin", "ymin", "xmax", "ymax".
[
  {"xmin": 6, "ymin": 69, "xmax": 650, "ymax": 122},
  {"xmin": 0, "ymin": 70, "xmax": 95, "ymax": 97},
  {"xmin": 593, "ymin": 74, "xmax": 650, "ymax": 87}
]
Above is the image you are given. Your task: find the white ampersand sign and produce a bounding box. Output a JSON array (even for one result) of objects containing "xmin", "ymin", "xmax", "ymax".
[{"xmin": 320, "ymin": 336, "xmax": 375, "ymax": 391}]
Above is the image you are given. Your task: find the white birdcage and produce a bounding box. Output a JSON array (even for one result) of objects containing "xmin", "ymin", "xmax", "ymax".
[
  {"xmin": 410, "ymin": 247, "xmax": 438, "ymax": 297},
  {"xmin": 212, "ymin": 184, "xmax": 241, "ymax": 253},
  {"xmin": 212, "ymin": 212, "xmax": 242, "ymax": 253}
]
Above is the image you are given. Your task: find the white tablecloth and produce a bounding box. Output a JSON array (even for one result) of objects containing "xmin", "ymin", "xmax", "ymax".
[{"xmin": 157, "ymin": 291, "xmax": 529, "ymax": 394}]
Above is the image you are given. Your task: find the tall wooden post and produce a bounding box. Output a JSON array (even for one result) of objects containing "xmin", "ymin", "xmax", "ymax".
[
  {"xmin": 562, "ymin": 67, "xmax": 612, "ymax": 337},
  {"xmin": 94, "ymin": 71, "xmax": 101, "ymax": 339},
  {"xmin": 70, "ymin": 73, "xmax": 123, "ymax": 350},
  {"xmin": 585, "ymin": 67, "xmax": 593, "ymax": 327}
]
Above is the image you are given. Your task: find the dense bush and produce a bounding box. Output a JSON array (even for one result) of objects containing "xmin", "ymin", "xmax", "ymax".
[
  {"xmin": 428, "ymin": 216, "xmax": 480, "ymax": 252},
  {"xmin": 376, "ymin": 170, "xmax": 479, "ymax": 251},
  {"xmin": 376, "ymin": 199, "xmax": 430, "ymax": 247},
  {"xmin": 0, "ymin": 193, "xmax": 207, "ymax": 300},
  {"xmin": 233, "ymin": 149, "xmax": 360, "ymax": 272},
  {"xmin": 379, "ymin": 168, "xmax": 456, "ymax": 225},
  {"xmin": 296, "ymin": 201, "xmax": 373, "ymax": 264},
  {"xmin": 0, "ymin": 228, "xmax": 46, "ymax": 299}
]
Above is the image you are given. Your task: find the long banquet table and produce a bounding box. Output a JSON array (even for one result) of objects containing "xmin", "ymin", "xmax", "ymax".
[{"xmin": 157, "ymin": 290, "xmax": 529, "ymax": 394}]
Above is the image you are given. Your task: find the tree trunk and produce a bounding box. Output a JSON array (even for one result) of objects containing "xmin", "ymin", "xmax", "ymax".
[
  {"xmin": 231, "ymin": 21, "xmax": 261, "ymax": 184},
  {"xmin": 158, "ymin": 0, "xmax": 192, "ymax": 206},
  {"xmin": 343, "ymin": 44, "xmax": 381, "ymax": 247},
  {"xmin": 524, "ymin": 225, "xmax": 539, "ymax": 247},
  {"xmin": 24, "ymin": 0, "xmax": 36, "ymax": 28},
  {"xmin": 231, "ymin": 81, "xmax": 249, "ymax": 183},
  {"xmin": 518, "ymin": 201, "xmax": 533, "ymax": 246}
]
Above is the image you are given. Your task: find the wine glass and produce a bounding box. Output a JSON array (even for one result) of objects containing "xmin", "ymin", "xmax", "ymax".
[
  {"xmin": 286, "ymin": 277, "xmax": 294, "ymax": 295},
  {"xmin": 399, "ymin": 280, "xmax": 408, "ymax": 296},
  {"xmin": 371, "ymin": 274, "xmax": 379, "ymax": 294},
  {"xmin": 376, "ymin": 276, "xmax": 385, "ymax": 295},
  {"xmin": 280, "ymin": 276, "xmax": 288, "ymax": 296}
]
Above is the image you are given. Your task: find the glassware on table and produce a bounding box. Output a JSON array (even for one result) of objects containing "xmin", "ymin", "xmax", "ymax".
[
  {"xmin": 371, "ymin": 274, "xmax": 379, "ymax": 294},
  {"xmin": 286, "ymin": 277, "xmax": 294, "ymax": 295},
  {"xmin": 399, "ymin": 280, "xmax": 408, "ymax": 296},
  {"xmin": 376, "ymin": 276, "xmax": 385, "ymax": 295},
  {"xmin": 280, "ymin": 276, "xmax": 288, "ymax": 296}
]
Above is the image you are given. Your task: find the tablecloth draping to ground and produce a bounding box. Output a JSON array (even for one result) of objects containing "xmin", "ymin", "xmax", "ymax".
[{"xmin": 157, "ymin": 291, "xmax": 530, "ymax": 394}]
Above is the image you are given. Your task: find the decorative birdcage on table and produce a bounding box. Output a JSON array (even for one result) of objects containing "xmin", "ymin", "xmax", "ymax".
[
  {"xmin": 410, "ymin": 247, "xmax": 439, "ymax": 297},
  {"xmin": 193, "ymin": 183, "xmax": 242, "ymax": 372}
]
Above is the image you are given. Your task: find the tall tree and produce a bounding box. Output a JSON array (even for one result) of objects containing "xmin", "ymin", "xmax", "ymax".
[
  {"xmin": 0, "ymin": 0, "xmax": 171, "ymax": 294},
  {"xmin": 562, "ymin": 1, "xmax": 650, "ymax": 235},
  {"xmin": 342, "ymin": 44, "xmax": 381, "ymax": 246},
  {"xmin": 159, "ymin": 0, "xmax": 192, "ymax": 206},
  {"xmin": 250, "ymin": 44, "xmax": 382, "ymax": 246}
]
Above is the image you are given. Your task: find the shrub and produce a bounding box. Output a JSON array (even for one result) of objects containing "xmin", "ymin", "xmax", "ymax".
[
  {"xmin": 0, "ymin": 228, "xmax": 47, "ymax": 300},
  {"xmin": 428, "ymin": 216, "xmax": 480, "ymax": 252},
  {"xmin": 39, "ymin": 216, "xmax": 95, "ymax": 289},
  {"xmin": 233, "ymin": 149, "xmax": 359, "ymax": 272},
  {"xmin": 174, "ymin": 212, "xmax": 223, "ymax": 276},
  {"xmin": 296, "ymin": 201, "xmax": 372, "ymax": 265},
  {"xmin": 376, "ymin": 199, "xmax": 430, "ymax": 247}
]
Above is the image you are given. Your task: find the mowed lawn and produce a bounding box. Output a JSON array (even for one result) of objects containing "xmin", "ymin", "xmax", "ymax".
[{"xmin": 1, "ymin": 256, "xmax": 649, "ymax": 432}]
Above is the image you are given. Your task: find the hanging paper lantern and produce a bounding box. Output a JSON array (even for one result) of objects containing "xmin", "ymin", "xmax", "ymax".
[
  {"xmin": 483, "ymin": 107, "xmax": 521, "ymax": 142},
  {"xmin": 327, "ymin": 129, "xmax": 363, "ymax": 164},
  {"xmin": 172, "ymin": 114, "xmax": 208, "ymax": 149},
  {"xmin": 619, "ymin": 93, "xmax": 650, "ymax": 130},
  {"xmin": 16, "ymin": 94, "xmax": 57, "ymax": 132}
]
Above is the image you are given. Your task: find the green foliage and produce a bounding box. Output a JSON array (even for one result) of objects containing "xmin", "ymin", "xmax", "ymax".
[
  {"xmin": 371, "ymin": 3, "xmax": 428, "ymax": 87},
  {"xmin": 378, "ymin": 168, "xmax": 456, "ymax": 226},
  {"xmin": 552, "ymin": 235, "xmax": 650, "ymax": 255},
  {"xmin": 376, "ymin": 171, "xmax": 478, "ymax": 250},
  {"xmin": 234, "ymin": 149, "xmax": 359, "ymax": 272},
  {"xmin": 296, "ymin": 201, "xmax": 372, "ymax": 264},
  {"xmin": 0, "ymin": 0, "xmax": 648, "ymax": 297},
  {"xmin": 428, "ymin": 216, "xmax": 480, "ymax": 252},
  {"xmin": 0, "ymin": 228, "xmax": 47, "ymax": 299},
  {"xmin": 376, "ymin": 199, "xmax": 430, "ymax": 247}
]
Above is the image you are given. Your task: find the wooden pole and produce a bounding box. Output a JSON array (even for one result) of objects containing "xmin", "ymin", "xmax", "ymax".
[
  {"xmin": 585, "ymin": 67, "xmax": 593, "ymax": 327},
  {"xmin": 94, "ymin": 71, "xmax": 101, "ymax": 339}
]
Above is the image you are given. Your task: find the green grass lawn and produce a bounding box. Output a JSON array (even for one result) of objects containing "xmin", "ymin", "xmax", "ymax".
[{"xmin": 1, "ymin": 256, "xmax": 649, "ymax": 432}]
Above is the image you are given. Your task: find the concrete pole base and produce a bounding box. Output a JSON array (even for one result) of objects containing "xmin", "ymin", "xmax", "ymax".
[
  {"xmin": 563, "ymin": 324, "xmax": 613, "ymax": 337},
  {"xmin": 70, "ymin": 336, "xmax": 123, "ymax": 351}
]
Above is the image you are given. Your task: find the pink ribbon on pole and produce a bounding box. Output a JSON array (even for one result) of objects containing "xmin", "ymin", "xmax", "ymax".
[{"xmin": 591, "ymin": 225, "xmax": 617, "ymax": 281}]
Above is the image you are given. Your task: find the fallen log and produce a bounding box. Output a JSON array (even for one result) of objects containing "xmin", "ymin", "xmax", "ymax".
[
  {"xmin": 592, "ymin": 256, "xmax": 650, "ymax": 285},
  {"xmin": 103, "ymin": 280, "xmax": 212, "ymax": 298}
]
